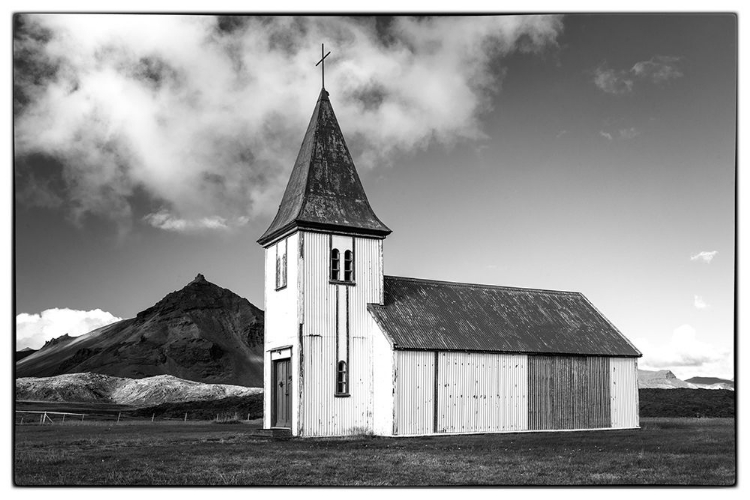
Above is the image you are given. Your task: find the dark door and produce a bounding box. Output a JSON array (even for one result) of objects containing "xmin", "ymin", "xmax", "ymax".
[{"xmin": 272, "ymin": 359, "xmax": 292, "ymax": 428}]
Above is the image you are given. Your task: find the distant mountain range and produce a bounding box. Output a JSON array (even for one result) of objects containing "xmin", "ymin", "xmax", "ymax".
[
  {"xmin": 16, "ymin": 274, "xmax": 264, "ymax": 387},
  {"xmin": 638, "ymin": 369, "xmax": 734, "ymax": 390}
]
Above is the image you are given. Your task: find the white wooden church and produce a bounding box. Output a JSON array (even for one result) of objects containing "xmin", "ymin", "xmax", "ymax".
[{"xmin": 257, "ymin": 84, "xmax": 641, "ymax": 437}]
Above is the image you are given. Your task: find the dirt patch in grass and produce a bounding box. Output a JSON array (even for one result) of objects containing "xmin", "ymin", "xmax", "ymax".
[{"xmin": 14, "ymin": 417, "xmax": 735, "ymax": 486}]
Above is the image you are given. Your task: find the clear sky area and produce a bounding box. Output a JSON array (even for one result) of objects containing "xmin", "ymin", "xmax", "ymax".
[{"xmin": 13, "ymin": 14, "xmax": 736, "ymax": 380}]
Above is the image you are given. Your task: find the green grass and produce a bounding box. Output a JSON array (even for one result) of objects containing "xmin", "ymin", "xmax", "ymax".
[
  {"xmin": 14, "ymin": 417, "xmax": 735, "ymax": 486},
  {"xmin": 639, "ymin": 389, "xmax": 735, "ymax": 417}
]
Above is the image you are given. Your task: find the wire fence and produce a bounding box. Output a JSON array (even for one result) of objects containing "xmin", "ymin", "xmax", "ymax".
[{"xmin": 15, "ymin": 409, "xmax": 261, "ymax": 426}]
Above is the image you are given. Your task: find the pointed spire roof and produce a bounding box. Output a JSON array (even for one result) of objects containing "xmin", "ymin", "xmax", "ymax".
[{"xmin": 258, "ymin": 89, "xmax": 391, "ymax": 246}]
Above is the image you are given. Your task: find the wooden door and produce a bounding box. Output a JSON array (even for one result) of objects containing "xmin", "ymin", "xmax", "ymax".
[{"xmin": 272, "ymin": 359, "xmax": 292, "ymax": 428}]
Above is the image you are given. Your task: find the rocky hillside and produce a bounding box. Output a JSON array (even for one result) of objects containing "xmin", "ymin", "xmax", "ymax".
[
  {"xmin": 16, "ymin": 372, "xmax": 261, "ymax": 406},
  {"xmin": 16, "ymin": 274, "xmax": 264, "ymax": 387},
  {"xmin": 15, "ymin": 347, "xmax": 37, "ymax": 362}
]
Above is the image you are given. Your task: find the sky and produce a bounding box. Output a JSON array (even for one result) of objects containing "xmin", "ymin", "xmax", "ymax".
[{"xmin": 12, "ymin": 13, "xmax": 736, "ymax": 380}]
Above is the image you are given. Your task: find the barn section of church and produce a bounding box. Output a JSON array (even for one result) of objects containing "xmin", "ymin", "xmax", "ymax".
[
  {"xmin": 257, "ymin": 86, "xmax": 641, "ymax": 438},
  {"xmin": 368, "ymin": 277, "xmax": 640, "ymax": 436}
]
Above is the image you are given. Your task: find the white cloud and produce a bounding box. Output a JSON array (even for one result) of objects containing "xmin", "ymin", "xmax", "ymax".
[
  {"xmin": 16, "ymin": 308, "xmax": 123, "ymax": 350},
  {"xmin": 635, "ymin": 324, "xmax": 733, "ymax": 380},
  {"xmin": 143, "ymin": 209, "xmax": 236, "ymax": 232},
  {"xmin": 691, "ymin": 250, "xmax": 718, "ymax": 263},
  {"xmin": 14, "ymin": 14, "xmax": 563, "ymax": 231},
  {"xmin": 592, "ymin": 65, "xmax": 633, "ymax": 94},
  {"xmin": 600, "ymin": 128, "xmax": 640, "ymax": 141},
  {"xmin": 631, "ymin": 55, "xmax": 683, "ymax": 83},
  {"xmin": 592, "ymin": 55, "xmax": 682, "ymax": 94},
  {"xmin": 618, "ymin": 127, "xmax": 640, "ymax": 140},
  {"xmin": 693, "ymin": 295, "xmax": 708, "ymax": 309}
]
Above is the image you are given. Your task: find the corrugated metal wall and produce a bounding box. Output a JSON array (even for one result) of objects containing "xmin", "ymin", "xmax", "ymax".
[
  {"xmin": 299, "ymin": 231, "xmax": 382, "ymax": 436},
  {"xmin": 610, "ymin": 357, "xmax": 639, "ymax": 428},
  {"xmin": 435, "ymin": 352, "xmax": 528, "ymax": 434},
  {"xmin": 394, "ymin": 351, "xmax": 435, "ymax": 435},
  {"xmin": 393, "ymin": 351, "xmax": 528, "ymax": 435},
  {"xmin": 371, "ymin": 316, "xmax": 394, "ymax": 436},
  {"xmin": 527, "ymin": 356, "xmax": 611, "ymax": 430}
]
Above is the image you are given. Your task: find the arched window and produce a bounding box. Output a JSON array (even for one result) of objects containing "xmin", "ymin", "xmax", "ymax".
[
  {"xmin": 336, "ymin": 360, "xmax": 348, "ymax": 394},
  {"xmin": 330, "ymin": 249, "xmax": 340, "ymax": 281},
  {"xmin": 344, "ymin": 250, "xmax": 353, "ymax": 282}
]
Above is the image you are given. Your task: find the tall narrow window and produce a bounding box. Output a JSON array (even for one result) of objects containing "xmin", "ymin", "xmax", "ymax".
[
  {"xmin": 344, "ymin": 250, "xmax": 353, "ymax": 282},
  {"xmin": 336, "ymin": 360, "xmax": 348, "ymax": 394},
  {"xmin": 330, "ymin": 249, "xmax": 340, "ymax": 281},
  {"xmin": 275, "ymin": 240, "xmax": 287, "ymax": 290}
]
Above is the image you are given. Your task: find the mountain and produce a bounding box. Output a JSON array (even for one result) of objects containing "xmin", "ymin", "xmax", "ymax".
[
  {"xmin": 685, "ymin": 376, "xmax": 735, "ymax": 389},
  {"xmin": 638, "ymin": 369, "xmax": 734, "ymax": 390},
  {"xmin": 15, "ymin": 347, "xmax": 37, "ymax": 362},
  {"xmin": 638, "ymin": 369, "xmax": 694, "ymax": 389},
  {"xmin": 16, "ymin": 274, "xmax": 264, "ymax": 387},
  {"xmin": 16, "ymin": 373, "xmax": 261, "ymax": 406}
]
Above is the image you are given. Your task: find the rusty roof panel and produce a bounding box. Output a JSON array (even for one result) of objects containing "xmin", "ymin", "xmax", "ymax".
[
  {"xmin": 368, "ymin": 276, "xmax": 641, "ymax": 357},
  {"xmin": 258, "ymin": 89, "xmax": 390, "ymax": 246}
]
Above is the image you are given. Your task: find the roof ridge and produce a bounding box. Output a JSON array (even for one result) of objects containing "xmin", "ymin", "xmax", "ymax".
[{"xmin": 383, "ymin": 275, "xmax": 582, "ymax": 296}]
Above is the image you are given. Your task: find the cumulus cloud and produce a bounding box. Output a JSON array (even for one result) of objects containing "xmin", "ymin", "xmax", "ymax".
[
  {"xmin": 635, "ymin": 324, "xmax": 733, "ymax": 380},
  {"xmin": 599, "ymin": 130, "xmax": 613, "ymax": 141},
  {"xmin": 592, "ymin": 55, "xmax": 683, "ymax": 94},
  {"xmin": 691, "ymin": 250, "xmax": 718, "ymax": 263},
  {"xmin": 693, "ymin": 295, "xmax": 708, "ymax": 309},
  {"xmin": 16, "ymin": 308, "xmax": 123, "ymax": 350},
  {"xmin": 14, "ymin": 14, "xmax": 563, "ymax": 231}
]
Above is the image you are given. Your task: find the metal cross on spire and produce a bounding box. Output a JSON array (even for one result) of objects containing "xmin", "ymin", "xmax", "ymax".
[{"xmin": 315, "ymin": 43, "xmax": 331, "ymax": 90}]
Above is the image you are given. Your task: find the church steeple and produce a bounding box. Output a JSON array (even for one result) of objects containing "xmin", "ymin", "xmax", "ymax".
[{"xmin": 257, "ymin": 89, "xmax": 391, "ymax": 246}]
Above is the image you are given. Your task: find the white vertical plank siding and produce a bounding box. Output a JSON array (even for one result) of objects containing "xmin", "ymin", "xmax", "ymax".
[
  {"xmin": 299, "ymin": 231, "xmax": 382, "ymax": 436},
  {"xmin": 394, "ymin": 351, "xmax": 435, "ymax": 436},
  {"xmin": 610, "ymin": 357, "xmax": 640, "ymax": 428},
  {"xmin": 433, "ymin": 352, "xmax": 528, "ymax": 434},
  {"xmin": 263, "ymin": 233, "xmax": 300, "ymax": 433}
]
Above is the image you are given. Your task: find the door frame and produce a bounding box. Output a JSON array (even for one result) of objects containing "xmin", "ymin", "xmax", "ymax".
[{"xmin": 270, "ymin": 347, "xmax": 292, "ymax": 428}]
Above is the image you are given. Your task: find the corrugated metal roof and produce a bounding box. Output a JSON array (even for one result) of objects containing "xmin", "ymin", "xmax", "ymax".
[
  {"xmin": 258, "ymin": 89, "xmax": 391, "ymax": 246},
  {"xmin": 368, "ymin": 276, "xmax": 641, "ymax": 357}
]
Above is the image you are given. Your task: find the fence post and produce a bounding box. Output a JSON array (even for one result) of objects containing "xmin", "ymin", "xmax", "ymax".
[
  {"xmin": 152, "ymin": 414, "xmax": 155, "ymax": 423},
  {"xmin": 184, "ymin": 413, "xmax": 187, "ymax": 422},
  {"xmin": 62, "ymin": 414, "xmax": 66, "ymax": 423},
  {"xmin": 117, "ymin": 412, "xmax": 121, "ymax": 424},
  {"xmin": 40, "ymin": 414, "xmax": 43, "ymax": 425}
]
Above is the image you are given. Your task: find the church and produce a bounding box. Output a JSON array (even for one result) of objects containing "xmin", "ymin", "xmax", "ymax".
[{"xmin": 257, "ymin": 82, "xmax": 641, "ymax": 437}]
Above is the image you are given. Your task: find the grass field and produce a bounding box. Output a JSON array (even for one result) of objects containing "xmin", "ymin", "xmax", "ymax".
[{"xmin": 14, "ymin": 417, "xmax": 735, "ymax": 486}]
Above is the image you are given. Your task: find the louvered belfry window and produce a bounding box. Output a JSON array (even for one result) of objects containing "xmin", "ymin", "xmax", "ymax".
[
  {"xmin": 344, "ymin": 250, "xmax": 353, "ymax": 282},
  {"xmin": 336, "ymin": 360, "xmax": 348, "ymax": 394},
  {"xmin": 331, "ymin": 248, "xmax": 340, "ymax": 281}
]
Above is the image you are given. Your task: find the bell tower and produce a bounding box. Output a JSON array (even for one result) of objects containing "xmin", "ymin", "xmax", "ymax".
[{"xmin": 258, "ymin": 77, "xmax": 391, "ymax": 435}]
